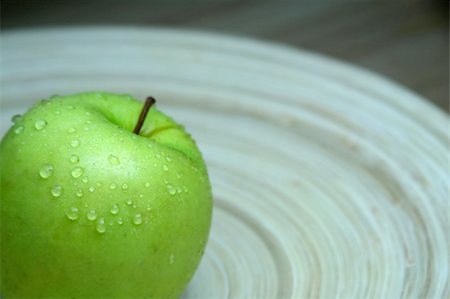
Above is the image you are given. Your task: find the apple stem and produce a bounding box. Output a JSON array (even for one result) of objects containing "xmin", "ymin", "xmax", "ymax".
[{"xmin": 133, "ymin": 97, "xmax": 156, "ymax": 135}]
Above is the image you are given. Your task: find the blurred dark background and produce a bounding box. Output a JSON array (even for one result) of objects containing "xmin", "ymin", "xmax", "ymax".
[{"xmin": 1, "ymin": 0, "xmax": 448, "ymax": 111}]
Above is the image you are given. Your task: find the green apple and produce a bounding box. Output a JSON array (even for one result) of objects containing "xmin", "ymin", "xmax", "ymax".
[{"xmin": 0, "ymin": 92, "xmax": 213, "ymax": 298}]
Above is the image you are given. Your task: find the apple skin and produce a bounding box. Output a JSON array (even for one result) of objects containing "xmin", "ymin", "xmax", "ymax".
[{"xmin": 0, "ymin": 92, "xmax": 212, "ymax": 298}]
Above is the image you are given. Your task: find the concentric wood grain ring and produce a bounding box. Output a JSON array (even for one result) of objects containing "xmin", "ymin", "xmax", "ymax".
[{"xmin": 1, "ymin": 28, "xmax": 448, "ymax": 298}]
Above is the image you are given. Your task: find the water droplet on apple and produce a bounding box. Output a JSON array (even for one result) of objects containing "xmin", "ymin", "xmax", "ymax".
[
  {"xmin": 176, "ymin": 187, "xmax": 182, "ymax": 194},
  {"xmin": 166, "ymin": 156, "xmax": 172, "ymax": 162},
  {"xmin": 147, "ymin": 144, "xmax": 153, "ymax": 149},
  {"xmin": 110, "ymin": 204, "xmax": 119, "ymax": 215},
  {"xmin": 183, "ymin": 186, "xmax": 189, "ymax": 193},
  {"xmin": 75, "ymin": 189, "xmax": 83, "ymax": 197},
  {"xmin": 167, "ymin": 184, "xmax": 176, "ymax": 195},
  {"xmin": 169, "ymin": 254, "xmax": 175, "ymax": 264},
  {"xmin": 155, "ymin": 153, "xmax": 161, "ymax": 159},
  {"xmin": 70, "ymin": 139, "xmax": 80, "ymax": 148},
  {"xmin": 85, "ymin": 111, "xmax": 91, "ymax": 116},
  {"xmin": 82, "ymin": 176, "xmax": 89, "ymax": 183},
  {"xmin": 109, "ymin": 183, "xmax": 117, "ymax": 190},
  {"xmin": 108, "ymin": 155, "xmax": 120, "ymax": 165},
  {"xmin": 117, "ymin": 217, "xmax": 123, "ymax": 225},
  {"xmin": 122, "ymin": 183, "xmax": 128, "ymax": 190},
  {"xmin": 162, "ymin": 165, "xmax": 169, "ymax": 171},
  {"xmin": 96, "ymin": 218, "xmax": 107, "ymax": 233},
  {"xmin": 34, "ymin": 119, "xmax": 47, "ymax": 130},
  {"xmin": 139, "ymin": 194, "xmax": 143, "ymax": 198},
  {"xmin": 71, "ymin": 167, "xmax": 84, "ymax": 178},
  {"xmin": 39, "ymin": 164, "xmax": 54, "ymax": 178},
  {"xmin": 146, "ymin": 207, "xmax": 151, "ymax": 211},
  {"xmin": 133, "ymin": 214, "xmax": 142, "ymax": 225},
  {"xmin": 51, "ymin": 185, "xmax": 63, "ymax": 197},
  {"xmin": 87, "ymin": 209, "xmax": 97, "ymax": 220},
  {"xmin": 126, "ymin": 199, "xmax": 133, "ymax": 205},
  {"xmin": 14, "ymin": 125, "xmax": 24, "ymax": 134},
  {"xmin": 89, "ymin": 186, "xmax": 95, "ymax": 192},
  {"xmin": 67, "ymin": 128, "xmax": 76, "ymax": 134},
  {"xmin": 66, "ymin": 207, "xmax": 79, "ymax": 220},
  {"xmin": 11, "ymin": 114, "xmax": 22, "ymax": 124},
  {"xmin": 145, "ymin": 182, "xmax": 150, "ymax": 188},
  {"xmin": 70, "ymin": 154, "xmax": 79, "ymax": 163}
]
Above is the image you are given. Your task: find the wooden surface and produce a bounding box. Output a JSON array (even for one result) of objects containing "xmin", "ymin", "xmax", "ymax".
[
  {"xmin": 1, "ymin": 28, "xmax": 449, "ymax": 298},
  {"xmin": 1, "ymin": 0, "xmax": 448, "ymax": 111}
]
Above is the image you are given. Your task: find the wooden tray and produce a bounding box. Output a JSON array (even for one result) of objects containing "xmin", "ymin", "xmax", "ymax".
[{"xmin": 1, "ymin": 27, "xmax": 448, "ymax": 298}]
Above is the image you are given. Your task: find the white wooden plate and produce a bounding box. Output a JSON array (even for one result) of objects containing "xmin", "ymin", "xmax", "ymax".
[{"xmin": 1, "ymin": 27, "xmax": 448, "ymax": 298}]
